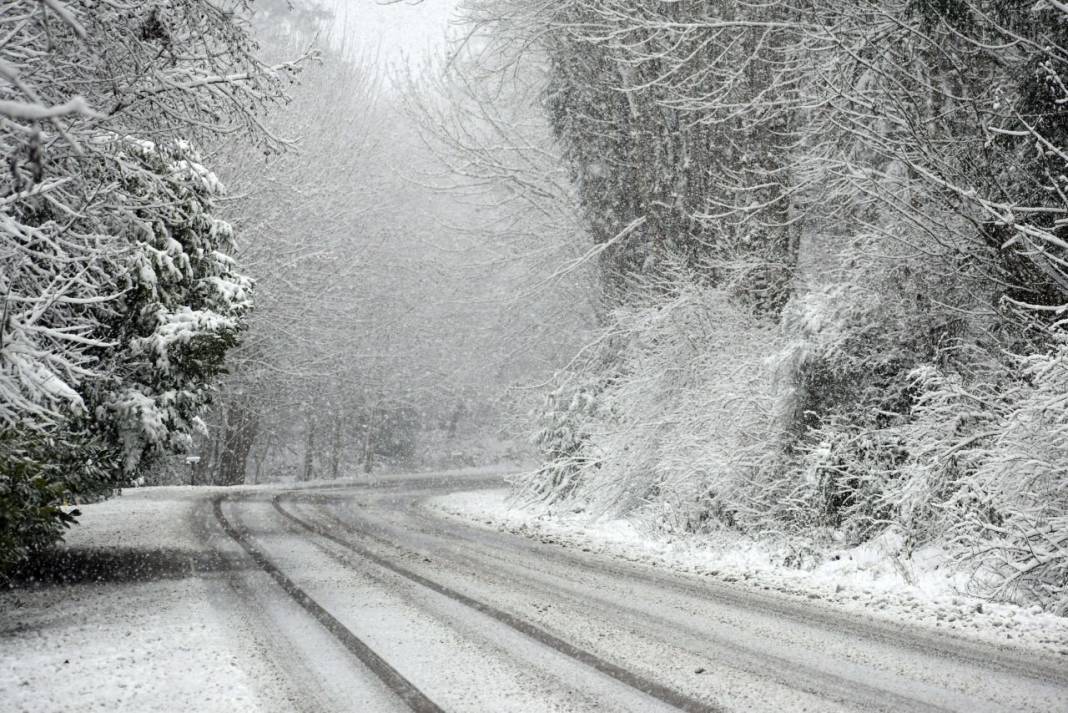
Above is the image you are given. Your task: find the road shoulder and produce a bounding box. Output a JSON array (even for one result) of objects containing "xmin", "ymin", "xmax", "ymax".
[
  {"xmin": 426, "ymin": 488, "xmax": 1068, "ymax": 661},
  {"xmin": 0, "ymin": 488, "xmax": 294, "ymax": 713}
]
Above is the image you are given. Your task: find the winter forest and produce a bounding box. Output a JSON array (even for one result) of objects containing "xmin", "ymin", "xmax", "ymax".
[{"xmin": 3, "ymin": 0, "xmax": 1068, "ymax": 627}]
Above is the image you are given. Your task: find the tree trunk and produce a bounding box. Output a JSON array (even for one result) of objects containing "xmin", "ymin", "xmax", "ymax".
[
  {"xmin": 362, "ymin": 408, "xmax": 375, "ymax": 474},
  {"xmin": 447, "ymin": 401, "xmax": 464, "ymax": 439},
  {"xmin": 250, "ymin": 433, "xmax": 271, "ymax": 485},
  {"xmin": 192, "ymin": 405, "xmax": 222, "ymax": 485},
  {"xmin": 217, "ymin": 400, "xmax": 258, "ymax": 486},
  {"xmin": 330, "ymin": 414, "xmax": 342, "ymax": 480},
  {"xmin": 303, "ymin": 418, "xmax": 316, "ymax": 482}
]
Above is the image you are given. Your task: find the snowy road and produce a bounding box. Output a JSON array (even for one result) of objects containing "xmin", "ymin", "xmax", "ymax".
[
  {"xmin": 4, "ymin": 472, "xmax": 1068, "ymax": 712},
  {"xmin": 203, "ymin": 473, "xmax": 1067, "ymax": 713}
]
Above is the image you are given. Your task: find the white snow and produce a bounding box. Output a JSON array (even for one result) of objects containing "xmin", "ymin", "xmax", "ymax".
[
  {"xmin": 0, "ymin": 95, "xmax": 96, "ymax": 120},
  {"xmin": 0, "ymin": 488, "xmax": 292, "ymax": 713},
  {"xmin": 427, "ymin": 488, "xmax": 1068, "ymax": 659},
  {"xmin": 1, "ymin": 578, "xmax": 272, "ymax": 713}
]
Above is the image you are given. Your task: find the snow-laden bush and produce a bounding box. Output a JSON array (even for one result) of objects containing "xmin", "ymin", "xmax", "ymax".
[
  {"xmin": 963, "ymin": 348, "xmax": 1068, "ymax": 613},
  {"xmin": 770, "ymin": 252, "xmax": 976, "ymax": 540},
  {"xmin": 527, "ymin": 381, "xmax": 602, "ymax": 504},
  {"xmin": 773, "ymin": 267, "xmax": 1068, "ymax": 611},
  {"xmin": 520, "ymin": 264, "xmax": 781, "ymax": 531},
  {"xmin": 522, "ymin": 255, "xmax": 1068, "ymax": 612},
  {"xmin": 891, "ymin": 350, "xmax": 1068, "ymax": 614}
]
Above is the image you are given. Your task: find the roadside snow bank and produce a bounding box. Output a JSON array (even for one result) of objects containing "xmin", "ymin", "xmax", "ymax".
[{"xmin": 427, "ymin": 488, "xmax": 1068, "ymax": 659}]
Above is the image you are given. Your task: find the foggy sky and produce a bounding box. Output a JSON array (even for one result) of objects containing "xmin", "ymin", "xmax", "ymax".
[{"xmin": 329, "ymin": 0, "xmax": 456, "ymax": 69}]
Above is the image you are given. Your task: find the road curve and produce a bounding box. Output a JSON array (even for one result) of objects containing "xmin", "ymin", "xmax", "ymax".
[{"xmin": 205, "ymin": 472, "xmax": 1068, "ymax": 713}]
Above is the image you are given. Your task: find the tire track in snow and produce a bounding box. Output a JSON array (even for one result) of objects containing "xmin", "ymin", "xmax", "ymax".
[
  {"xmin": 393, "ymin": 489, "xmax": 1068, "ymax": 687},
  {"xmin": 211, "ymin": 495, "xmax": 445, "ymax": 713},
  {"xmin": 280, "ymin": 494, "xmax": 974, "ymax": 713},
  {"xmin": 273, "ymin": 494, "xmax": 724, "ymax": 713}
]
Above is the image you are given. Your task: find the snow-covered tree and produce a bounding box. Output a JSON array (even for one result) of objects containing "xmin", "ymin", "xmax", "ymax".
[
  {"xmin": 462, "ymin": 0, "xmax": 1068, "ymax": 612},
  {"xmin": 1, "ymin": 1, "xmax": 304, "ymax": 567}
]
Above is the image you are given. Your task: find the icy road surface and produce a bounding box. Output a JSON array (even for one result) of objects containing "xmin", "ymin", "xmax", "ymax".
[{"xmin": 3, "ymin": 471, "xmax": 1067, "ymax": 712}]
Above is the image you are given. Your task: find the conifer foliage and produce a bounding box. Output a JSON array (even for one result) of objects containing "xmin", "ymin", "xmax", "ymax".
[{"xmin": 0, "ymin": 1, "xmax": 299, "ymax": 567}]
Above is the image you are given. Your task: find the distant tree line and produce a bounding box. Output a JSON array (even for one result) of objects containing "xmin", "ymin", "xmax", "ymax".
[{"xmin": 166, "ymin": 6, "xmax": 545, "ymax": 489}]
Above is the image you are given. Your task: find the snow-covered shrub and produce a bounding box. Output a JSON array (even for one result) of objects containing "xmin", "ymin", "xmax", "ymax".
[
  {"xmin": 520, "ymin": 263, "xmax": 782, "ymax": 530},
  {"xmin": 939, "ymin": 349, "xmax": 1068, "ymax": 614},
  {"xmin": 876, "ymin": 362, "xmax": 1006, "ymax": 544},
  {"xmin": 840, "ymin": 347, "xmax": 1067, "ymax": 613},
  {"xmin": 0, "ymin": 426, "xmax": 117, "ymax": 570},
  {"xmin": 526, "ymin": 381, "xmax": 602, "ymax": 504},
  {"xmin": 775, "ymin": 271, "xmax": 1068, "ymax": 612},
  {"xmin": 771, "ymin": 255, "xmax": 974, "ymax": 543}
]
